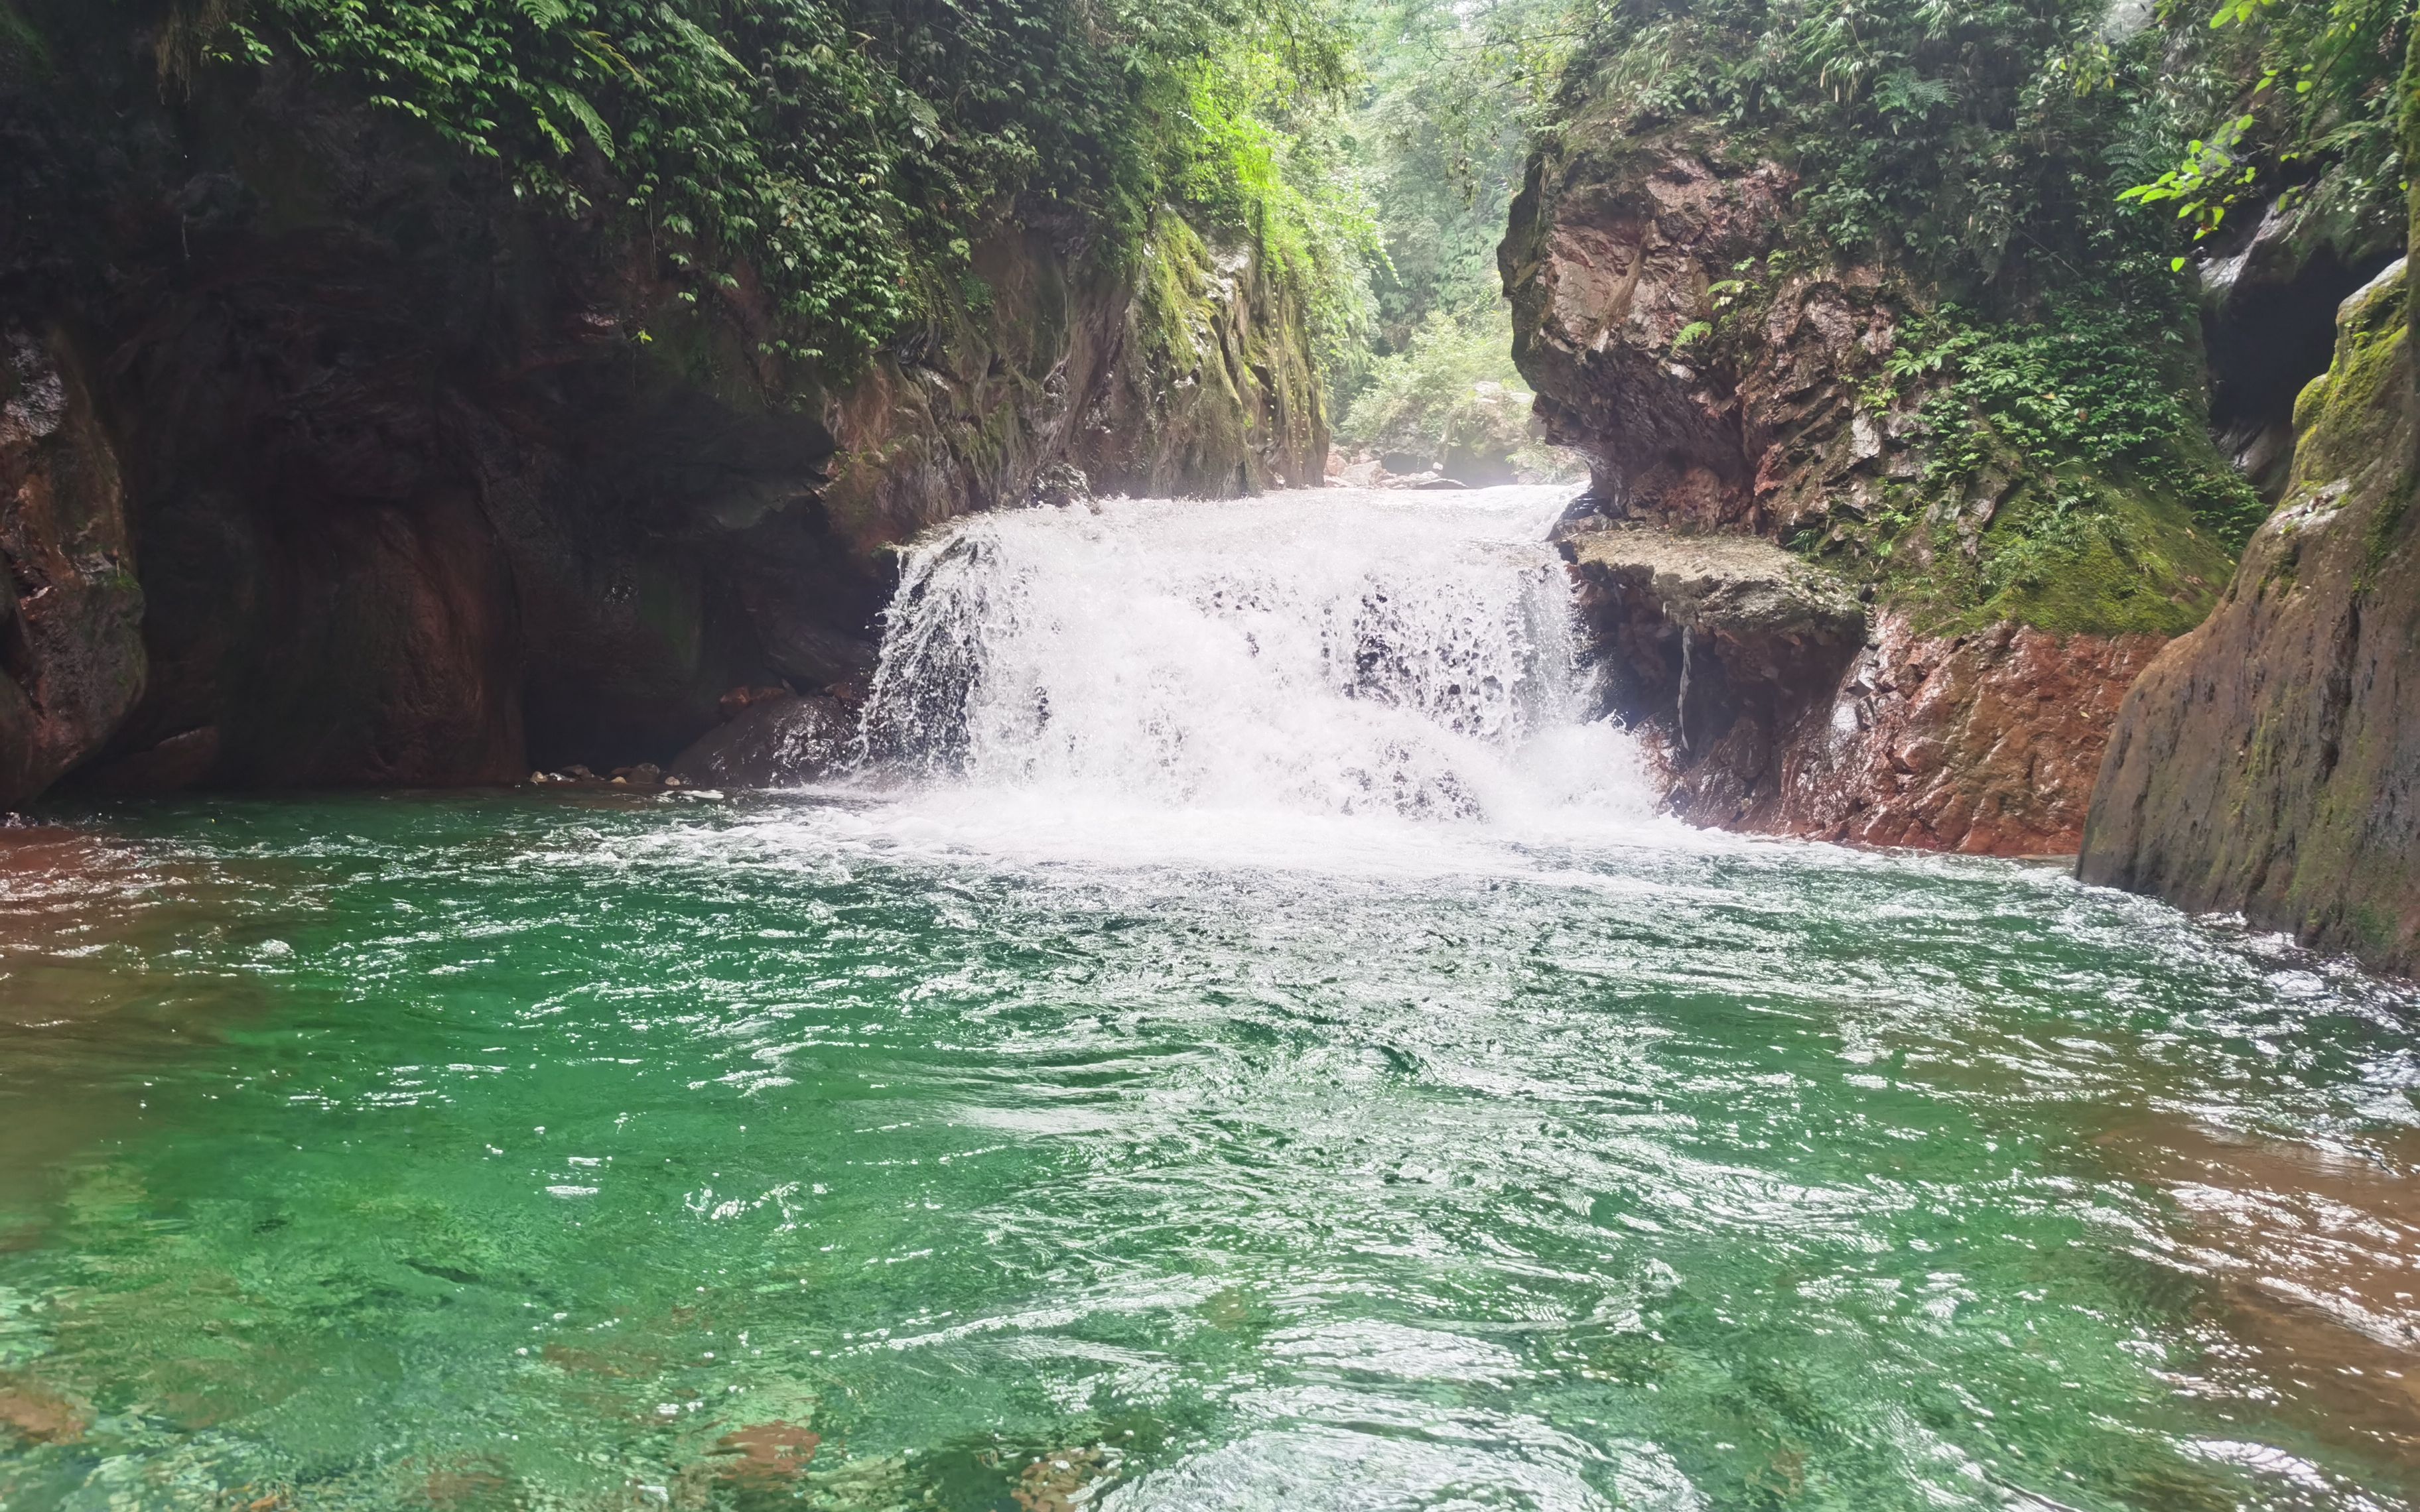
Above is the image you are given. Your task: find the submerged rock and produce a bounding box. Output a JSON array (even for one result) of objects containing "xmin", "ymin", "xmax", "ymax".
[{"xmin": 668, "ymin": 694, "xmax": 856, "ymax": 788}]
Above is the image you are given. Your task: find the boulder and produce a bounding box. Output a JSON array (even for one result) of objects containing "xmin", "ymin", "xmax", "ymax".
[{"xmin": 668, "ymin": 694, "xmax": 856, "ymax": 788}]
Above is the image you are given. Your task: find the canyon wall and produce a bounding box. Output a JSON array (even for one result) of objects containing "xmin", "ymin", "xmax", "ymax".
[
  {"xmin": 0, "ymin": 19, "xmax": 1321, "ymax": 804},
  {"xmin": 2080, "ymin": 259, "xmax": 2420, "ymax": 973},
  {"xmin": 1505, "ymin": 119, "xmax": 2238, "ymax": 855}
]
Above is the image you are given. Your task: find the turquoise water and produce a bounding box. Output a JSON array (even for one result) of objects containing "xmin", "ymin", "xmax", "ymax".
[{"xmin": 1, "ymin": 789, "xmax": 2415, "ymax": 1511}]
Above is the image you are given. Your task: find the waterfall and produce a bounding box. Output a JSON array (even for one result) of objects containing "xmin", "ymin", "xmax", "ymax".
[{"xmin": 858, "ymin": 485, "xmax": 1646, "ymax": 826}]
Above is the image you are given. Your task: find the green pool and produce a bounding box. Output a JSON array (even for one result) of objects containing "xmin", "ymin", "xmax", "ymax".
[{"xmin": 1, "ymin": 788, "xmax": 2414, "ymax": 1510}]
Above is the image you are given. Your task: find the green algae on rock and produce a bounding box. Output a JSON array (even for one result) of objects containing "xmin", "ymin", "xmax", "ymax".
[{"xmin": 2083, "ymin": 257, "xmax": 2420, "ymax": 975}]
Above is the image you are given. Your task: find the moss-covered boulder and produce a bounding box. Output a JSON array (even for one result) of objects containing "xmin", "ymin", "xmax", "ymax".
[{"xmin": 2082, "ymin": 258, "xmax": 2420, "ymax": 972}]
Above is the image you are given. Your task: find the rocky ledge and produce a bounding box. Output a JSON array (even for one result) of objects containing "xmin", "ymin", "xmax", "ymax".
[
  {"xmin": 1505, "ymin": 108, "xmax": 2226, "ymax": 856},
  {"xmin": 1566, "ymin": 522, "xmax": 2162, "ymax": 854}
]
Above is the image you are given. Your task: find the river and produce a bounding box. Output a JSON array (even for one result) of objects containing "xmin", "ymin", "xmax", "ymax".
[{"xmin": 1, "ymin": 487, "xmax": 2413, "ymax": 1509}]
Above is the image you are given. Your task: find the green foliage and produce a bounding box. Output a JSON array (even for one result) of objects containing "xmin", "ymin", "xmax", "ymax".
[
  {"xmin": 170, "ymin": 0, "xmax": 1372, "ymax": 368},
  {"xmin": 1903, "ymin": 314, "xmax": 2186, "ymax": 479},
  {"xmin": 1349, "ymin": 0, "xmax": 1568, "ymax": 349},
  {"xmin": 2122, "ymin": 0, "xmax": 2413, "ymax": 264},
  {"xmin": 1551, "ymin": 1, "xmax": 2277, "ymax": 632},
  {"xmin": 1565, "ymin": 0, "xmax": 2208, "ymax": 301},
  {"xmin": 1890, "ymin": 303, "xmax": 2266, "ymax": 539},
  {"xmin": 1152, "ymin": 41, "xmax": 1380, "ymax": 379},
  {"xmin": 1335, "ymin": 307, "xmax": 1576, "ymax": 478},
  {"xmin": 1795, "ymin": 302, "xmax": 2251, "ymax": 633},
  {"xmin": 1329, "ymin": 0, "xmax": 1576, "ymax": 428}
]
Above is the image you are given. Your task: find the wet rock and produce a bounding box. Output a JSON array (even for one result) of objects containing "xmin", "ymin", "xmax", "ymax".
[
  {"xmin": 1568, "ymin": 529, "xmax": 1862, "ymax": 651},
  {"xmin": 2082, "ymin": 259, "xmax": 2420, "ymax": 973},
  {"xmin": 1062, "ymin": 216, "xmax": 1327, "ymax": 499},
  {"xmin": 710, "ymin": 1420, "xmax": 819, "ymax": 1487},
  {"xmin": 1024, "ymin": 461, "xmax": 1092, "ymax": 509},
  {"xmin": 1503, "ymin": 113, "xmax": 2207, "ymax": 855},
  {"xmin": 0, "ymin": 328, "xmax": 145, "ymax": 805},
  {"xmin": 2199, "ymin": 190, "xmax": 2403, "ymax": 503},
  {"xmin": 669, "ymin": 693, "xmax": 856, "ymax": 788},
  {"xmin": 0, "ymin": 1373, "xmax": 90, "ymax": 1444},
  {"xmin": 1012, "ymin": 1446, "xmax": 1114, "ymax": 1512},
  {"xmin": 1778, "ymin": 612, "xmax": 2165, "ymax": 855},
  {"xmin": 66, "ymin": 725, "xmax": 217, "ymax": 796},
  {"xmin": 1567, "ymin": 526, "xmax": 1858, "ymax": 808},
  {"xmin": 718, "ymin": 684, "xmax": 794, "ymax": 722}
]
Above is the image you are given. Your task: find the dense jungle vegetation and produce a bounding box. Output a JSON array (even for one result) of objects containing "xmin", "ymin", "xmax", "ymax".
[
  {"xmin": 1543, "ymin": 0, "xmax": 2413, "ymax": 631},
  {"xmin": 34, "ymin": 1, "xmax": 2417, "ymax": 495},
  {"xmin": 128, "ymin": 0, "xmax": 1380, "ymax": 367},
  {"xmin": 1347, "ymin": 0, "xmax": 2419, "ymax": 501}
]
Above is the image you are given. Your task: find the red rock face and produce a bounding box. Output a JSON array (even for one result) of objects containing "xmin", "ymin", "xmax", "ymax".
[
  {"xmin": 1605, "ymin": 601, "xmax": 2163, "ymax": 857},
  {"xmin": 1765, "ymin": 614, "xmax": 2166, "ymax": 855},
  {"xmin": 1504, "ymin": 143, "xmax": 1790, "ymax": 528},
  {"xmin": 1510, "ymin": 129, "xmax": 2181, "ymax": 857},
  {"xmin": 0, "ymin": 328, "xmax": 145, "ymax": 806}
]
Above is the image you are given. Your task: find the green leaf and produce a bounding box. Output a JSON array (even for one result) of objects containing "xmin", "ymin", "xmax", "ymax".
[{"xmin": 549, "ymin": 84, "xmax": 615, "ymax": 158}]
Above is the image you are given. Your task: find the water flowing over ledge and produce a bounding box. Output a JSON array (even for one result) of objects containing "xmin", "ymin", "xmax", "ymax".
[{"xmin": 847, "ymin": 487, "xmax": 1660, "ymax": 866}]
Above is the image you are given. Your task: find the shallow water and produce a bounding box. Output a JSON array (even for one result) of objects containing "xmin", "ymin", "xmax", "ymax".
[{"xmin": 2, "ymin": 489, "xmax": 2417, "ymax": 1511}]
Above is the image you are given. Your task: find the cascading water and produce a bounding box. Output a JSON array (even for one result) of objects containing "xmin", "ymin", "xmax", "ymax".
[{"xmin": 858, "ymin": 484, "xmax": 1646, "ymax": 826}]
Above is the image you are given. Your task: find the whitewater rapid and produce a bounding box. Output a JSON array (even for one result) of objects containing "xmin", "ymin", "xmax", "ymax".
[{"xmin": 851, "ymin": 485, "xmax": 1662, "ymax": 857}]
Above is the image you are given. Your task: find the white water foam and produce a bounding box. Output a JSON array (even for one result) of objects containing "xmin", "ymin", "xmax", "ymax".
[{"xmin": 852, "ymin": 485, "xmax": 1664, "ymax": 865}]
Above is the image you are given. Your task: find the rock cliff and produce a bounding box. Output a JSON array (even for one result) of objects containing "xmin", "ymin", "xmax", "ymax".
[
  {"xmin": 0, "ymin": 328, "xmax": 145, "ymax": 805},
  {"xmin": 0, "ymin": 16, "xmax": 1321, "ymax": 802},
  {"xmin": 2081, "ymin": 259, "xmax": 2420, "ymax": 973},
  {"xmin": 1505, "ymin": 116, "xmax": 2236, "ymax": 855}
]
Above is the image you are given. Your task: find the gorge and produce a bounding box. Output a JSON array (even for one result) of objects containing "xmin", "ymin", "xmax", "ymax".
[{"xmin": 4, "ymin": 1, "xmax": 2420, "ymax": 1508}]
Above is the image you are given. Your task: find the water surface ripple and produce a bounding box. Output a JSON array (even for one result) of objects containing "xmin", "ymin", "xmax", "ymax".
[
  {"xmin": 2, "ymin": 487, "xmax": 2417, "ymax": 1509},
  {"xmin": 0, "ymin": 796, "xmax": 2414, "ymax": 1510}
]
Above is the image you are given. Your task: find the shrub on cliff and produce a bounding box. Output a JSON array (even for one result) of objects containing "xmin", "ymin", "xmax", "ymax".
[
  {"xmin": 134, "ymin": 0, "xmax": 1375, "ymax": 368},
  {"xmin": 1528, "ymin": 0, "xmax": 2306, "ymax": 629}
]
